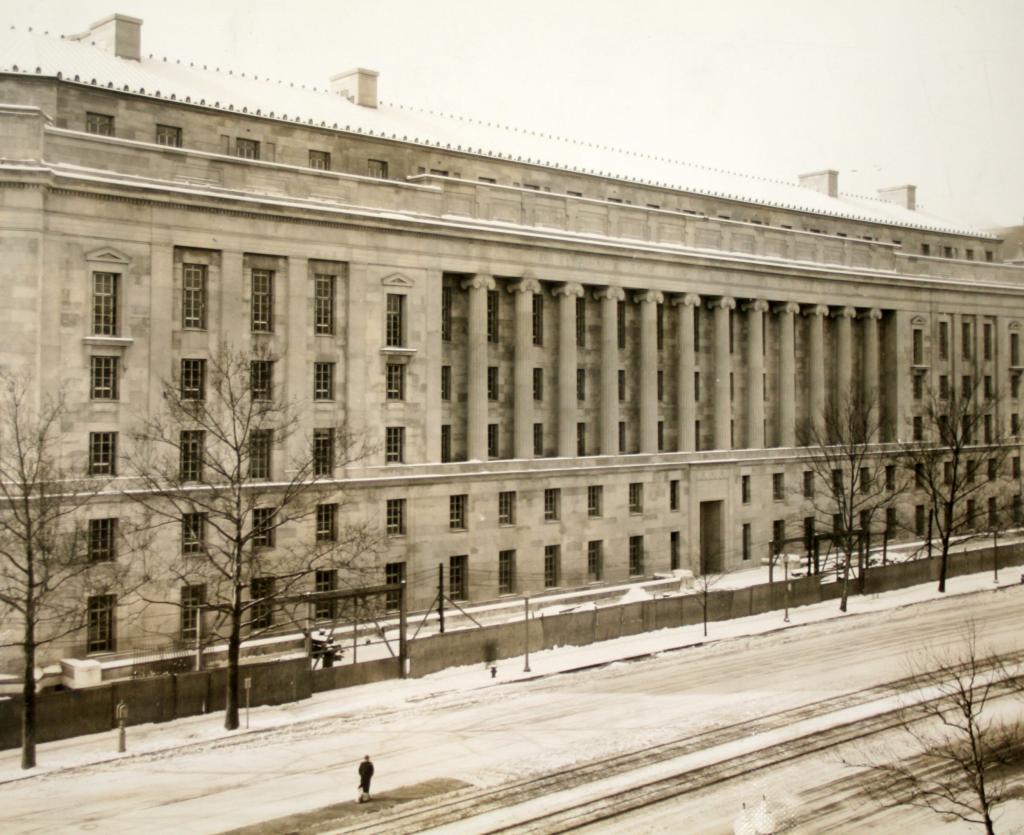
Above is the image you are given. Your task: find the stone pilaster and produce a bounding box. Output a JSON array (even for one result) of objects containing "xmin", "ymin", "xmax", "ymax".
[
  {"xmin": 510, "ymin": 277, "xmax": 540, "ymax": 459},
  {"xmin": 636, "ymin": 289, "xmax": 664, "ymax": 453},
  {"xmin": 462, "ymin": 274, "xmax": 495, "ymax": 460},
  {"xmin": 674, "ymin": 294, "xmax": 701, "ymax": 451},
  {"xmin": 553, "ymin": 282, "xmax": 585, "ymax": 456},
  {"xmin": 744, "ymin": 299, "xmax": 769, "ymax": 448},
  {"xmin": 596, "ymin": 286, "xmax": 625, "ymax": 455},
  {"xmin": 861, "ymin": 308, "xmax": 882, "ymax": 441},
  {"xmin": 711, "ymin": 296, "xmax": 736, "ymax": 450}
]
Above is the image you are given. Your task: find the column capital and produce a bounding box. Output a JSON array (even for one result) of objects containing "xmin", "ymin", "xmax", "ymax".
[
  {"xmin": 551, "ymin": 281, "xmax": 585, "ymax": 299},
  {"xmin": 708, "ymin": 296, "xmax": 736, "ymax": 311},
  {"xmin": 773, "ymin": 301, "xmax": 801, "ymax": 315},
  {"xmin": 508, "ymin": 277, "xmax": 541, "ymax": 294},
  {"xmin": 860, "ymin": 307, "xmax": 883, "ymax": 321},
  {"xmin": 593, "ymin": 285, "xmax": 625, "ymax": 302},
  {"xmin": 743, "ymin": 299, "xmax": 770, "ymax": 313},
  {"xmin": 832, "ymin": 305, "xmax": 857, "ymax": 319},
  {"xmin": 672, "ymin": 292, "xmax": 702, "ymax": 308},
  {"xmin": 461, "ymin": 274, "xmax": 495, "ymax": 291},
  {"xmin": 633, "ymin": 289, "xmax": 664, "ymax": 305},
  {"xmin": 802, "ymin": 304, "xmax": 830, "ymax": 318}
]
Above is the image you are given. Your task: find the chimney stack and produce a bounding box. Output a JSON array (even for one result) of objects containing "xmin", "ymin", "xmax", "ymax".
[
  {"xmin": 330, "ymin": 69, "xmax": 378, "ymax": 109},
  {"xmin": 798, "ymin": 170, "xmax": 839, "ymax": 198},
  {"xmin": 68, "ymin": 14, "xmax": 142, "ymax": 61},
  {"xmin": 878, "ymin": 185, "xmax": 917, "ymax": 211}
]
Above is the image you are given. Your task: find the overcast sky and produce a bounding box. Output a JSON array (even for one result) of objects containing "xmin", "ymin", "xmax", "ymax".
[{"xmin": 6, "ymin": 0, "xmax": 1023, "ymax": 230}]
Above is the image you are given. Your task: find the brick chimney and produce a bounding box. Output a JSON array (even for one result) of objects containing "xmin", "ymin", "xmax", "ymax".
[
  {"xmin": 68, "ymin": 14, "xmax": 142, "ymax": 61},
  {"xmin": 878, "ymin": 185, "xmax": 917, "ymax": 211},
  {"xmin": 330, "ymin": 69, "xmax": 378, "ymax": 108},
  {"xmin": 798, "ymin": 170, "xmax": 839, "ymax": 198}
]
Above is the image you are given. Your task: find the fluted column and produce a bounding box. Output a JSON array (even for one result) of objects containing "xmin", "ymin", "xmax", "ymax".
[
  {"xmin": 775, "ymin": 302, "xmax": 799, "ymax": 447},
  {"xmin": 510, "ymin": 277, "xmax": 540, "ymax": 459},
  {"xmin": 674, "ymin": 294, "xmax": 701, "ymax": 451},
  {"xmin": 596, "ymin": 286, "xmax": 625, "ymax": 454},
  {"xmin": 712, "ymin": 296, "xmax": 736, "ymax": 450},
  {"xmin": 636, "ymin": 290, "xmax": 664, "ymax": 453},
  {"xmin": 554, "ymin": 282, "xmax": 584, "ymax": 456},
  {"xmin": 462, "ymin": 275, "xmax": 495, "ymax": 460},
  {"xmin": 804, "ymin": 304, "xmax": 829, "ymax": 438},
  {"xmin": 835, "ymin": 306, "xmax": 856, "ymax": 415},
  {"xmin": 744, "ymin": 299, "xmax": 769, "ymax": 448},
  {"xmin": 861, "ymin": 308, "xmax": 882, "ymax": 442}
]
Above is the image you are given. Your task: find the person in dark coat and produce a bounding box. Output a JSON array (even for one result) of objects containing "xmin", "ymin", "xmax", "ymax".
[{"xmin": 358, "ymin": 755, "xmax": 375, "ymax": 802}]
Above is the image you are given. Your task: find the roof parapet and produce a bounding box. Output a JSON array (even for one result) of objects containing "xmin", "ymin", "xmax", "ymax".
[
  {"xmin": 798, "ymin": 169, "xmax": 839, "ymax": 198},
  {"xmin": 67, "ymin": 13, "xmax": 143, "ymax": 62},
  {"xmin": 330, "ymin": 68, "xmax": 378, "ymax": 109},
  {"xmin": 878, "ymin": 184, "xmax": 917, "ymax": 211}
]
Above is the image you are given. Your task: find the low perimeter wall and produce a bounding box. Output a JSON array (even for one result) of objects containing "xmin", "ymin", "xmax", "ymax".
[{"xmin": 2, "ymin": 544, "xmax": 1020, "ymax": 751}]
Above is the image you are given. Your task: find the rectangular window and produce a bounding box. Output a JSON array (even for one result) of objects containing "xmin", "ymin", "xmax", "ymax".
[
  {"xmin": 617, "ymin": 300, "xmax": 626, "ymax": 349},
  {"xmin": 385, "ymin": 498, "xmax": 406, "ymax": 535},
  {"xmin": 544, "ymin": 544, "xmax": 560, "ymax": 588},
  {"xmin": 498, "ymin": 490, "xmax": 516, "ymax": 525},
  {"xmin": 988, "ymin": 457, "xmax": 998, "ymax": 481},
  {"xmin": 250, "ymin": 360, "xmax": 273, "ymax": 400},
  {"xmin": 587, "ymin": 540, "xmax": 603, "ymax": 581},
  {"xmin": 249, "ymin": 429, "xmax": 272, "ymax": 479},
  {"xmin": 251, "ymin": 507, "xmax": 275, "ymax": 548},
  {"xmin": 487, "ymin": 290, "xmax": 499, "ymax": 343},
  {"xmin": 441, "ymin": 365, "xmax": 451, "ymax": 401},
  {"xmin": 544, "ymin": 488, "xmax": 561, "ymax": 521},
  {"xmin": 772, "ymin": 472, "xmax": 785, "ymax": 501},
  {"xmin": 576, "ymin": 367, "xmax": 586, "ymax": 401},
  {"xmin": 488, "ymin": 366, "xmax": 499, "ymax": 401},
  {"xmin": 984, "ymin": 323, "xmax": 993, "ymax": 361},
  {"xmin": 155, "ymin": 124, "xmax": 182, "ymax": 147},
  {"xmin": 315, "ymin": 503, "xmax": 337, "ymax": 542},
  {"xmin": 441, "ymin": 424, "xmax": 452, "ymax": 463},
  {"xmin": 988, "ymin": 496, "xmax": 998, "ymax": 529},
  {"xmin": 576, "ymin": 296, "xmax": 586, "ymax": 347},
  {"xmin": 587, "ymin": 485, "xmax": 603, "ymax": 517},
  {"xmin": 367, "ymin": 159, "xmax": 389, "ymax": 178},
  {"xmin": 985, "ymin": 375, "xmax": 994, "ymax": 400},
  {"xmin": 966, "ymin": 499, "xmax": 977, "ymax": 529},
  {"xmin": 657, "ymin": 370, "xmax": 664, "ymax": 402},
  {"xmin": 1013, "ymin": 333, "xmax": 1021, "ymax": 366},
  {"xmin": 803, "ymin": 470, "xmax": 814, "ymax": 499},
  {"xmin": 386, "ymin": 363, "xmax": 405, "ymax": 400},
  {"xmin": 618, "ymin": 369, "xmax": 626, "ymax": 402},
  {"xmin": 694, "ymin": 371, "xmax": 701, "ymax": 402},
  {"xmin": 742, "ymin": 523, "xmax": 751, "ymax": 561},
  {"xmin": 921, "ymin": 243, "xmax": 931, "ymax": 256},
  {"xmin": 384, "ymin": 426, "xmax": 405, "ymax": 464},
  {"xmin": 314, "ymin": 570, "xmax": 337, "ymax": 620},
  {"xmin": 629, "ymin": 482, "xmax": 643, "ymax": 514},
  {"xmin": 533, "ymin": 367, "xmax": 543, "ymax": 401},
  {"xmin": 88, "ymin": 518, "xmax": 117, "ymax": 563},
  {"xmin": 313, "ymin": 362, "xmax": 335, "ymax": 400},
  {"xmin": 913, "ymin": 374, "xmax": 924, "ymax": 400},
  {"xmin": 938, "ymin": 321, "xmax": 949, "ymax": 360},
  {"xmin": 532, "ymin": 293, "xmax": 544, "ymax": 346},
  {"xmin": 180, "ymin": 585, "xmax": 204, "ymax": 642},
  {"xmin": 670, "ymin": 479, "xmax": 679, "ymax": 511},
  {"xmin": 773, "ymin": 519, "xmax": 787, "ymax": 551},
  {"xmin": 962, "ymin": 321, "xmax": 972, "ymax": 360},
  {"xmin": 939, "ymin": 375, "xmax": 950, "ymax": 400},
  {"xmin": 656, "ymin": 304, "xmax": 664, "ymax": 350},
  {"xmin": 618, "ymin": 421, "xmax": 626, "ymax": 453},
  {"xmin": 741, "ymin": 474, "xmax": 751, "ymax": 504},
  {"xmin": 1015, "ymin": 456, "xmax": 1021, "ymax": 479},
  {"xmin": 487, "ymin": 423, "xmax": 499, "ymax": 458},
  {"xmin": 658, "ymin": 420, "xmax": 666, "ymax": 450},
  {"xmin": 251, "ymin": 269, "xmax": 274, "ymax": 332},
  {"xmin": 576, "ymin": 422, "xmax": 586, "ymax": 456},
  {"xmin": 179, "ymin": 430, "xmax": 205, "ymax": 482},
  {"xmin": 308, "ymin": 150, "xmax": 331, "ymax": 170},
  {"xmin": 236, "ymin": 138, "xmax": 260, "ymax": 160},
  {"xmin": 385, "ymin": 294, "xmax": 405, "ymax": 347},
  {"xmin": 860, "ymin": 466, "xmax": 872, "ymax": 491},
  {"xmin": 962, "ymin": 376, "xmax": 973, "ymax": 399},
  {"xmin": 314, "ymin": 274, "xmax": 336, "ymax": 335},
  {"xmin": 1015, "ymin": 495, "xmax": 1023, "ymax": 525},
  {"xmin": 182, "ymin": 512, "xmax": 207, "ymax": 556},
  {"xmin": 913, "ymin": 415, "xmax": 923, "ymax": 441},
  {"xmin": 92, "ymin": 272, "xmax": 119, "ymax": 336},
  {"xmin": 450, "ymin": 494, "xmax": 467, "ymax": 529},
  {"xmin": 629, "ymin": 535, "xmax": 644, "ymax": 576},
  {"xmin": 86, "ymin": 112, "xmax": 114, "ymax": 136},
  {"xmin": 670, "ymin": 530, "xmax": 680, "ymax": 570},
  {"xmin": 912, "ymin": 329, "xmax": 923, "ymax": 364},
  {"xmin": 441, "ymin": 286, "xmax": 453, "ymax": 342},
  {"xmin": 250, "ymin": 577, "xmax": 274, "ymax": 630},
  {"xmin": 89, "ymin": 431, "xmax": 117, "ymax": 476},
  {"xmin": 498, "ymin": 549, "xmax": 516, "ymax": 594},
  {"xmin": 915, "ymin": 504, "xmax": 926, "ymax": 536},
  {"xmin": 886, "ymin": 464, "xmax": 896, "ymax": 491},
  {"xmin": 1013, "ymin": 375, "xmax": 1022, "ymax": 400},
  {"xmin": 87, "ymin": 594, "xmax": 116, "ymax": 652},
  {"xmin": 533, "ymin": 422, "xmax": 543, "ymax": 456},
  {"xmin": 90, "ymin": 356, "xmax": 119, "ymax": 400},
  {"xmin": 449, "ymin": 554, "xmax": 468, "ymax": 600},
  {"xmin": 385, "ymin": 562, "xmax": 405, "ymax": 610},
  {"xmin": 694, "ymin": 308, "xmax": 701, "ymax": 352},
  {"xmin": 182, "ymin": 263, "xmax": 207, "ymax": 329}
]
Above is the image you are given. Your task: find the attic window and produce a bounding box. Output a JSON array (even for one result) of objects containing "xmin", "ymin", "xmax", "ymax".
[
  {"xmin": 523, "ymin": 183, "xmax": 539, "ymax": 191},
  {"xmin": 429, "ymin": 169, "xmax": 449, "ymax": 177},
  {"xmin": 567, "ymin": 191, "xmax": 583, "ymax": 198},
  {"xmin": 309, "ymin": 150, "xmax": 331, "ymax": 170},
  {"xmin": 367, "ymin": 159, "xmax": 389, "ymax": 178},
  {"xmin": 921, "ymin": 243, "xmax": 931, "ymax": 256},
  {"xmin": 985, "ymin": 250, "xmax": 994, "ymax": 262},
  {"xmin": 478, "ymin": 176, "xmax": 496, "ymax": 184},
  {"xmin": 607, "ymin": 197, "xmax": 623, "ymax": 204},
  {"xmin": 235, "ymin": 138, "xmax": 260, "ymax": 160},
  {"xmin": 155, "ymin": 124, "xmax": 182, "ymax": 147},
  {"xmin": 86, "ymin": 112, "xmax": 114, "ymax": 136}
]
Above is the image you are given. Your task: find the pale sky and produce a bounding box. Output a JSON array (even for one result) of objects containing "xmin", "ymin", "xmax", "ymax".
[{"xmin": 5, "ymin": 0, "xmax": 1023, "ymax": 230}]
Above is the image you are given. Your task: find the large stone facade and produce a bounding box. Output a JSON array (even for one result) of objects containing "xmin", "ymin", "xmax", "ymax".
[{"xmin": 1, "ymin": 15, "xmax": 1022, "ymax": 668}]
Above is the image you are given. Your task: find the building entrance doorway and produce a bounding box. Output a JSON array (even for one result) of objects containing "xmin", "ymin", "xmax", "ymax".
[{"xmin": 699, "ymin": 500, "xmax": 724, "ymax": 574}]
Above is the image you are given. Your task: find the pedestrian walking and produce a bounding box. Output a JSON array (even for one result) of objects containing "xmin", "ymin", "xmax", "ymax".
[{"xmin": 357, "ymin": 755, "xmax": 374, "ymax": 802}]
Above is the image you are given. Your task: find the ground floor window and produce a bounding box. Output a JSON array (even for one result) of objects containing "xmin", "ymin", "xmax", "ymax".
[
  {"xmin": 544, "ymin": 545, "xmax": 560, "ymax": 588},
  {"xmin": 87, "ymin": 594, "xmax": 116, "ymax": 653},
  {"xmin": 449, "ymin": 555, "xmax": 468, "ymax": 600}
]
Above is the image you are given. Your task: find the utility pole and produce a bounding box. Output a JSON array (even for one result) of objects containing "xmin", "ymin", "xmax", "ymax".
[
  {"xmin": 437, "ymin": 563, "xmax": 445, "ymax": 635},
  {"xmin": 523, "ymin": 595, "xmax": 531, "ymax": 673},
  {"xmin": 398, "ymin": 579, "xmax": 408, "ymax": 678}
]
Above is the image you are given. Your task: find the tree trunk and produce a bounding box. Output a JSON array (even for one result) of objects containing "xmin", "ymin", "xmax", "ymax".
[
  {"xmin": 839, "ymin": 549, "xmax": 851, "ymax": 612},
  {"xmin": 21, "ymin": 630, "xmax": 36, "ymax": 769},
  {"xmin": 939, "ymin": 502, "xmax": 954, "ymax": 593},
  {"xmin": 224, "ymin": 600, "xmax": 241, "ymax": 731}
]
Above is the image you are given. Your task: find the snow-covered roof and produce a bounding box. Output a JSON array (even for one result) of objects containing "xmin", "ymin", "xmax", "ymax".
[{"xmin": 0, "ymin": 25, "xmax": 995, "ymax": 239}]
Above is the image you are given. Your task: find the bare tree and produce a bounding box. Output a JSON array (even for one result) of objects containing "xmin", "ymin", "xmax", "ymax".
[
  {"xmin": 798, "ymin": 391, "xmax": 900, "ymax": 612},
  {"xmin": 0, "ymin": 373, "xmax": 130, "ymax": 769},
  {"xmin": 896, "ymin": 370, "xmax": 1019, "ymax": 593},
  {"xmin": 851, "ymin": 623, "xmax": 1024, "ymax": 834},
  {"xmin": 124, "ymin": 344, "xmax": 380, "ymax": 731}
]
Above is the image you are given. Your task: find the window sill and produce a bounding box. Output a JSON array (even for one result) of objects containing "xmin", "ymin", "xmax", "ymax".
[
  {"xmin": 83, "ymin": 335, "xmax": 133, "ymax": 349},
  {"xmin": 381, "ymin": 347, "xmax": 417, "ymax": 364}
]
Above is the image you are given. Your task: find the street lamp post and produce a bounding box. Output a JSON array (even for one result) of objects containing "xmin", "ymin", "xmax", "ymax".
[{"xmin": 523, "ymin": 595, "xmax": 531, "ymax": 673}]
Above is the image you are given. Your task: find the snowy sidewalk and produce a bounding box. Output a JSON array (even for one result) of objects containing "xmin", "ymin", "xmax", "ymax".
[{"xmin": 0, "ymin": 568, "xmax": 1019, "ymax": 784}]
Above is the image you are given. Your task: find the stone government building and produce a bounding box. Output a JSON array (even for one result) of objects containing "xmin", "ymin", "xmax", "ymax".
[{"xmin": 2, "ymin": 13, "xmax": 1023, "ymax": 667}]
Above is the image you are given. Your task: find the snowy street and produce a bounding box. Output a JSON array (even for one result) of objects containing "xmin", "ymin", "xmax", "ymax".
[{"xmin": 1, "ymin": 573, "xmax": 1022, "ymax": 833}]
